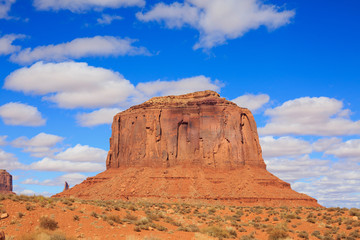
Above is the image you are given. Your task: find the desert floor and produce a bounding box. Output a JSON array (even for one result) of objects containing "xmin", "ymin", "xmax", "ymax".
[{"xmin": 0, "ymin": 194, "xmax": 359, "ymax": 240}]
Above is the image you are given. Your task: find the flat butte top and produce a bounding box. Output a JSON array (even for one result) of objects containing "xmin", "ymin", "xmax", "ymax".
[{"xmin": 129, "ymin": 90, "xmax": 239, "ymax": 111}]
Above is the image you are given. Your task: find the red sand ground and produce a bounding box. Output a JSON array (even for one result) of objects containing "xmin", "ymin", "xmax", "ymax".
[{"xmin": 0, "ymin": 194, "xmax": 359, "ymax": 240}]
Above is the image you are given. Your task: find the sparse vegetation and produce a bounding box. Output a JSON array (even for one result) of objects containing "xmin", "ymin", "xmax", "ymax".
[
  {"xmin": 19, "ymin": 230, "xmax": 75, "ymax": 240},
  {"xmin": 0, "ymin": 194, "xmax": 359, "ymax": 240},
  {"xmin": 39, "ymin": 216, "xmax": 59, "ymax": 230},
  {"xmin": 267, "ymin": 223, "xmax": 289, "ymax": 240}
]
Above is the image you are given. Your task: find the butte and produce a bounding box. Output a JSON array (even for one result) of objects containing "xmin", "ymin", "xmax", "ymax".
[
  {"xmin": 0, "ymin": 170, "xmax": 14, "ymax": 194},
  {"xmin": 54, "ymin": 91, "xmax": 320, "ymax": 207}
]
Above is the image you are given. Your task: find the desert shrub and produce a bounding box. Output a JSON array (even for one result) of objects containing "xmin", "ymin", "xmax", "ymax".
[
  {"xmin": 178, "ymin": 224, "xmax": 200, "ymax": 232},
  {"xmin": 349, "ymin": 230, "xmax": 360, "ymax": 238},
  {"xmin": 201, "ymin": 226, "xmax": 237, "ymax": 239},
  {"xmin": 240, "ymin": 232, "xmax": 257, "ymax": 240},
  {"xmin": 18, "ymin": 212, "xmax": 25, "ymax": 218},
  {"xmin": 285, "ymin": 213, "xmax": 298, "ymax": 219},
  {"xmin": 61, "ymin": 199, "xmax": 73, "ymax": 206},
  {"xmin": 127, "ymin": 204, "xmax": 137, "ymax": 211},
  {"xmin": 20, "ymin": 231, "xmax": 75, "ymax": 240},
  {"xmin": 312, "ymin": 230, "xmax": 322, "ymax": 239},
  {"xmin": 307, "ymin": 218, "xmax": 316, "ymax": 223},
  {"xmin": 327, "ymin": 207, "xmax": 340, "ymax": 212},
  {"xmin": 349, "ymin": 208, "xmax": 360, "ymax": 217},
  {"xmin": 135, "ymin": 217, "xmax": 151, "ymax": 226},
  {"xmin": 123, "ymin": 213, "xmax": 138, "ymax": 222},
  {"xmin": 208, "ymin": 207, "xmax": 217, "ymax": 215},
  {"xmin": 73, "ymin": 215, "xmax": 79, "ymax": 221},
  {"xmin": 164, "ymin": 216, "xmax": 182, "ymax": 227},
  {"xmin": 154, "ymin": 224, "xmax": 167, "ymax": 231},
  {"xmin": 39, "ymin": 216, "xmax": 58, "ymax": 230},
  {"xmin": 353, "ymin": 221, "xmax": 360, "ymax": 227},
  {"xmin": 226, "ymin": 227, "xmax": 237, "ymax": 238},
  {"xmin": 336, "ymin": 232, "xmax": 346, "ymax": 239},
  {"xmin": 108, "ymin": 214, "xmax": 122, "ymax": 224},
  {"xmin": 145, "ymin": 210, "xmax": 160, "ymax": 221},
  {"xmin": 254, "ymin": 216, "xmax": 262, "ymax": 222},
  {"xmin": 267, "ymin": 223, "xmax": 289, "ymax": 240},
  {"xmin": 238, "ymin": 227, "xmax": 247, "ymax": 232},
  {"xmin": 90, "ymin": 211, "xmax": 99, "ymax": 218},
  {"xmin": 236, "ymin": 210, "xmax": 244, "ymax": 217},
  {"xmin": 298, "ymin": 231, "xmax": 309, "ymax": 239},
  {"xmin": 26, "ymin": 204, "xmax": 35, "ymax": 211},
  {"xmin": 251, "ymin": 207, "xmax": 263, "ymax": 215}
]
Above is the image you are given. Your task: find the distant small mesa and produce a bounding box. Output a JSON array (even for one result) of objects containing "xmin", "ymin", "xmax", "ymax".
[
  {"xmin": 0, "ymin": 169, "xmax": 14, "ymax": 194},
  {"xmin": 54, "ymin": 91, "xmax": 321, "ymax": 207}
]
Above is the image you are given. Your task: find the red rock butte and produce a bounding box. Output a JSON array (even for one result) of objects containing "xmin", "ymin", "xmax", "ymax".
[
  {"xmin": 0, "ymin": 170, "xmax": 13, "ymax": 194},
  {"xmin": 54, "ymin": 91, "xmax": 321, "ymax": 207}
]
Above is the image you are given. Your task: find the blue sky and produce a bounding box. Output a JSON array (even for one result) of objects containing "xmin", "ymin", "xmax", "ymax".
[{"xmin": 0, "ymin": 0, "xmax": 359, "ymax": 207}]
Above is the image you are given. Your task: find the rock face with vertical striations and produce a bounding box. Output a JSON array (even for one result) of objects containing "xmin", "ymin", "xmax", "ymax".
[
  {"xmin": 0, "ymin": 170, "xmax": 13, "ymax": 194},
  {"xmin": 54, "ymin": 91, "xmax": 321, "ymax": 207},
  {"xmin": 106, "ymin": 90, "xmax": 265, "ymax": 170}
]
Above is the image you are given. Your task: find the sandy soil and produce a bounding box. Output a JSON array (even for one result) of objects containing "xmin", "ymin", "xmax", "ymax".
[{"xmin": 0, "ymin": 194, "xmax": 359, "ymax": 240}]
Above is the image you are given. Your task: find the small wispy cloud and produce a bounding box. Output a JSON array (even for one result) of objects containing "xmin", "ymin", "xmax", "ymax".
[{"xmin": 97, "ymin": 14, "xmax": 122, "ymax": 25}]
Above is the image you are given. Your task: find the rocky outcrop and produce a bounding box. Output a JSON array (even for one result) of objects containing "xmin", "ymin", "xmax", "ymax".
[
  {"xmin": 106, "ymin": 90, "xmax": 265, "ymax": 170},
  {"xmin": 64, "ymin": 182, "xmax": 69, "ymax": 191},
  {"xmin": 0, "ymin": 170, "xmax": 13, "ymax": 193},
  {"xmin": 54, "ymin": 91, "xmax": 321, "ymax": 207}
]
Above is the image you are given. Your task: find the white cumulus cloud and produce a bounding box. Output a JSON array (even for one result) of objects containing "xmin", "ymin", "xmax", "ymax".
[
  {"xmin": 259, "ymin": 97, "xmax": 360, "ymax": 136},
  {"xmin": 12, "ymin": 132, "xmax": 64, "ymax": 157},
  {"xmin": 260, "ymin": 136, "xmax": 312, "ymax": 158},
  {"xmin": 4, "ymin": 62, "xmax": 224, "ymax": 111},
  {"xmin": 314, "ymin": 138, "xmax": 360, "ymax": 161},
  {"xmin": 137, "ymin": 0, "xmax": 295, "ymax": 49},
  {"xmin": 22, "ymin": 173, "xmax": 87, "ymax": 187},
  {"xmin": 0, "ymin": 149, "xmax": 24, "ymax": 170},
  {"xmin": 0, "ymin": 102, "xmax": 46, "ymax": 126},
  {"xmin": 312, "ymin": 137, "xmax": 342, "ymax": 152},
  {"xmin": 30, "ymin": 157, "xmax": 105, "ymax": 172},
  {"xmin": 4, "ymin": 61, "xmax": 136, "ymax": 109},
  {"xmin": 76, "ymin": 108, "xmax": 122, "ymax": 127},
  {"xmin": 54, "ymin": 144, "xmax": 107, "ymax": 163},
  {"xmin": 16, "ymin": 189, "xmax": 36, "ymax": 195},
  {"xmin": 56, "ymin": 173, "xmax": 87, "ymax": 186},
  {"xmin": 0, "ymin": 34, "xmax": 25, "ymax": 55},
  {"xmin": 265, "ymin": 155, "xmax": 330, "ymax": 183},
  {"xmin": 232, "ymin": 93, "xmax": 269, "ymax": 112},
  {"xmin": 136, "ymin": 75, "xmax": 221, "ymax": 100},
  {"xmin": 33, "ymin": 0, "xmax": 145, "ymax": 12},
  {"xmin": 0, "ymin": 0, "xmax": 15, "ymax": 19},
  {"xmin": 291, "ymin": 160, "xmax": 360, "ymax": 208},
  {"xmin": 10, "ymin": 36, "xmax": 149, "ymax": 64}
]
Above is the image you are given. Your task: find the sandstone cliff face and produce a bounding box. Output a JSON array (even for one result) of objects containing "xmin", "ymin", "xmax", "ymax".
[
  {"xmin": 54, "ymin": 91, "xmax": 321, "ymax": 207},
  {"xmin": 0, "ymin": 170, "xmax": 13, "ymax": 193},
  {"xmin": 106, "ymin": 91, "xmax": 265, "ymax": 170}
]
